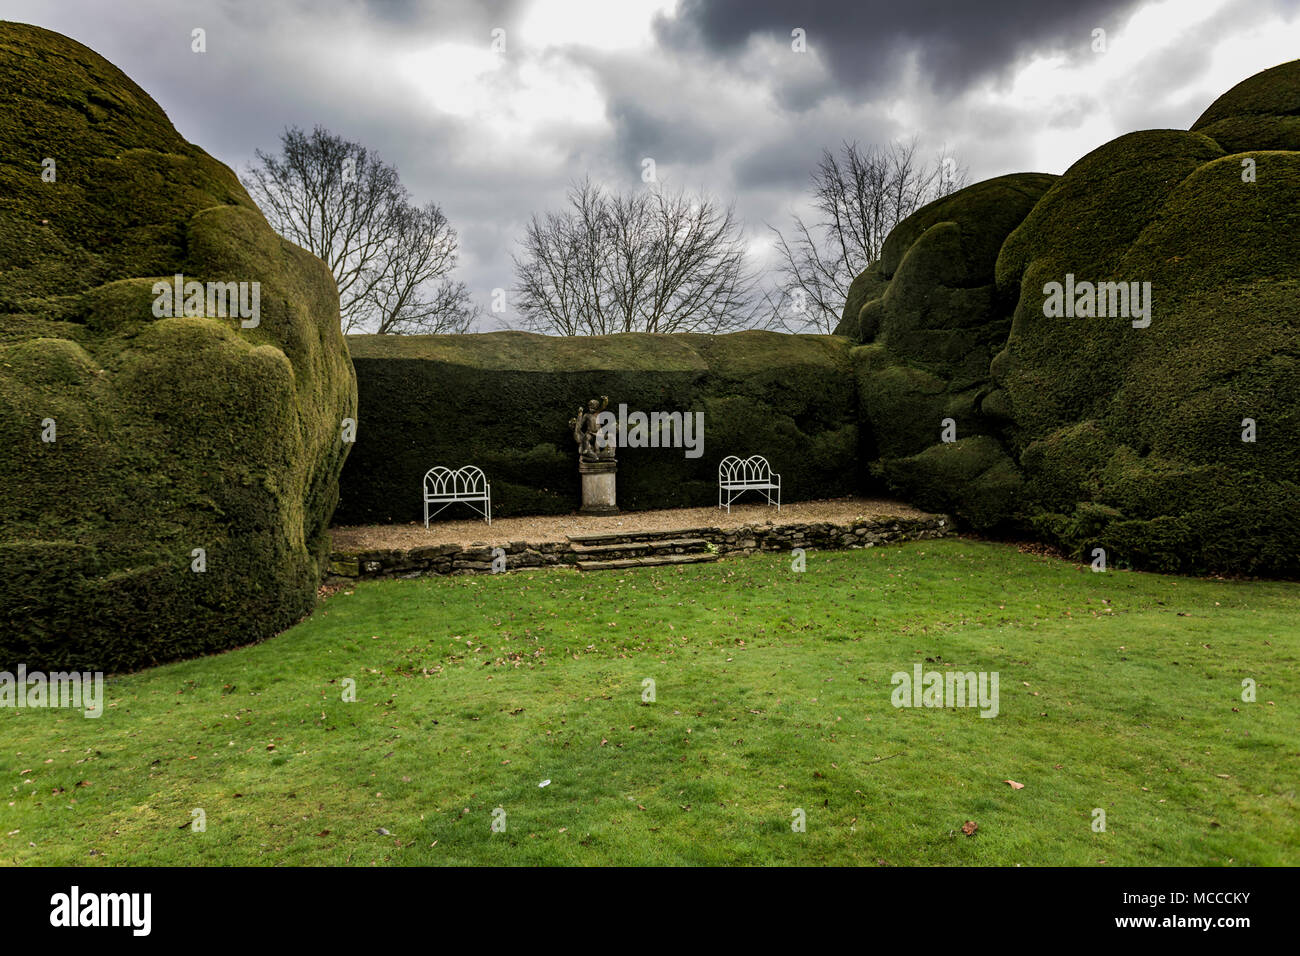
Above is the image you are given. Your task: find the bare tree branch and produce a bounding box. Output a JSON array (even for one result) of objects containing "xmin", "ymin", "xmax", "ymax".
[
  {"xmin": 242, "ymin": 125, "xmax": 476, "ymax": 334},
  {"xmin": 767, "ymin": 140, "xmax": 968, "ymax": 333},
  {"xmin": 511, "ymin": 179, "xmax": 761, "ymax": 335}
]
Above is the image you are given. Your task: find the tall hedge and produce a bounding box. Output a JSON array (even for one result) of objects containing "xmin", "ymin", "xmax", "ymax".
[
  {"xmin": 0, "ymin": 24, "xmax": 356, "ymax": 671},
  {"xmin": 837, "ymin": 173, "xmax": 1057, "ymax": 527},
  {"xmin": 336, "ymin": 331, "xmax": 858, "ymax": 522},
  {"xmin": 837, "ymin": 59, "xmax": 1300, "ymax": 576},
  {"xmin": 993, "ymin": 109, "xmax": 1300, "ymax": 574}
]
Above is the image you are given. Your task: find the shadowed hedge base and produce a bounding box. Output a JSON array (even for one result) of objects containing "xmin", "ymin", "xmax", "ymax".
[
  {"xmin": 837, "ymin": 61, "xmax": 1300, "ymax": 576},
  {"xmin": 0, "ymin": 23, "xmax": 357, "ymax": 672},
  {"xmin": 337, "ymin": 330, "xmax": 857, "ymax": 522}
]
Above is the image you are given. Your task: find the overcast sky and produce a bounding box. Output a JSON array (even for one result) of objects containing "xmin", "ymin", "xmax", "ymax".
[{"xmin": 7, "ymin": 0, "xmax": 1299, "ymax": 330}]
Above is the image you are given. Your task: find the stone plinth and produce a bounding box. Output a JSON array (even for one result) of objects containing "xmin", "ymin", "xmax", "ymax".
[{"xmin": 578, "ymin": 459, "xmax": 618, "ymax": 515}]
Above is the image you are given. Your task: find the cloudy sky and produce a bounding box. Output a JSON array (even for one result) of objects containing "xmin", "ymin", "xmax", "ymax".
[{"xmin": 7, "ymin": 0, "xmax": 1299, "ymax": 330}]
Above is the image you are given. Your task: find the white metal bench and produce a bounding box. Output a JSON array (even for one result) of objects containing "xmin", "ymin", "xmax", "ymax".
[
  {"xmin": 423, "ymin": 465, "xmax": 491, "ymax": 526},
  {"xmin": 718, "ymin": 455, "xmax": 781, "ymax": 514}
]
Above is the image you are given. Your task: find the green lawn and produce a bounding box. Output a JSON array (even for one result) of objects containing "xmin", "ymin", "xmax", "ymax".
[{"xmin": 3, "ymin": 539, "xmax": 1297, "ymax": 866}]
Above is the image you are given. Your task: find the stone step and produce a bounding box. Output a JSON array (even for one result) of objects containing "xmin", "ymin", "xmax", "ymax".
[
  {"xmin": 576, "ymin": 552, "xmax": 720, "ymax": 572},
  {"xmin": 567, "ymin": 527, "xmax": 720, "ymax": 546},
  {"xmin": 568, "ymin": 537, "xmax": 710, "ymax": 557}
]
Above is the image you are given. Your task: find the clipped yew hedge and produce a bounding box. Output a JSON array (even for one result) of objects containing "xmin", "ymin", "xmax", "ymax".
[
  {"xmin": 0, "ymin": 24, "xmax": 356, "ymax": 672},
  {"xmin": 336, "ymin": 331, "xmax": 859, "ymax": 523},
  {"xmin": 838, "ymin": 173, "xmax": 1056, "ymax": 528},
  {"xmin": 836, "ymin": 59, "xmax": 1300, "ymax": 575}
]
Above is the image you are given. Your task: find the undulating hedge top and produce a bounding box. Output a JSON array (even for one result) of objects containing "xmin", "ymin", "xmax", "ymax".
[
  {"xmin": 838, "ymin": 58, "xmax": 1300, "ymax": 575},
  {"xmin": 1191, "ymin": 58, "xmax": 1300, "ymax": 152},
  {"xmin": 337, "ymin": 330, "xmax": 859, "ymax": 523},
  {"xmin": 835, "ymin": 174, "xmax": 1056, "ymax": 528},
  {"xmin": 0, "ymin": 22, "xmax": 356, "ymax": 672}
]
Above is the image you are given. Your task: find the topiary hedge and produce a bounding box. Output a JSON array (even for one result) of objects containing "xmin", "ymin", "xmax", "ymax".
[
  {"xmin": 991, "ymin": 65, "xmax": 1300, "ymax": 575},
  {"xmin": 0, "ymin": 23, "xmax": 356, "ymax": 672},
  {"xmin": 1191, "ymin": 58, "xmax": 1300, "ymax": 153},
  {"xmin": 838, "ymin": 173, "xmax": 1057, "ymax": 527},
  {"xmin": 838, "ymin": 59, "xmax": 1300, "ymax": 575},
  {"xmin": 336, "ymin": 330, "xmax": 859, "ymax": 523}
]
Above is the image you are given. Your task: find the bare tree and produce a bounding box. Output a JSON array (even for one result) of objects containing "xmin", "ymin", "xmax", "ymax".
[
  {"xmin": 512, "ymin": 179, "xmax": 759, "ymax": 335},
  {"xmin": 768, "ymin": 139, "xmax": 967, "ymax": 333},
  {"xmin": 242, "ymin": 126, "xmax": 476, "ymax": 334}
]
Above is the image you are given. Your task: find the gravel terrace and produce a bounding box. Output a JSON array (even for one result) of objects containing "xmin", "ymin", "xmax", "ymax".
[{"xmin": 330, "ymin": 496, "xmax": 937, "ymax": 551}]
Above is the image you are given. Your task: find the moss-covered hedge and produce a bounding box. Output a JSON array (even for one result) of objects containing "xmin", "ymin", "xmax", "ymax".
[
  {"xmin": 0, "ymin": 23, "xmax": 356, "ymax": 671},
  {"xmin": 988, "ymin": 58, "xmax": 1300, "ymax": 575},
  {"xmin": 1192, "ymin": 59, "xmax": 1300, "ymax": 153},
  {"xmin": 838, "ymin": 59, "xmax": 1300, "ymax": 575},
  {"xmin": 336, "ymin": 331, "xmax": 858, "ymax": 522},
  {"xmin": 837, "ymin": 174, "xmax": 1056, "ymax": 527}
]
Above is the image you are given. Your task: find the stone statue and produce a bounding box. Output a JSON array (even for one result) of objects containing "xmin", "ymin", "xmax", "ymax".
[{"xmin": 570, "ymin": 395, "xmax": 615, "ymax": 462}]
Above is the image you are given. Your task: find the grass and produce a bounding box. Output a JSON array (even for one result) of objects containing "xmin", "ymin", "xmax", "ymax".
[{"xmin": 2, "ymin": 539, "xmax": 1297, "ymax": 866}]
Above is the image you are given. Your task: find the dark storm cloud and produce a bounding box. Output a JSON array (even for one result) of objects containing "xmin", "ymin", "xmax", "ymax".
[
  {"xmin": 605, "ymin": 95, "xmax": 723, "ymax": 179},
  {"xmin": 659, "ymin": 0, "xmax": 1148, "ymax": 94}
]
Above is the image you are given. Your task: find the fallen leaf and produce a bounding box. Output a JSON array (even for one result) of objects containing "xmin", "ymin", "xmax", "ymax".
[
  {"xmin": 1004, "ymin": 780, "xmax": 1024, "ymax": 790},
  {"xmin": 961, "ymin": 820, "xmax": 978, "ymax": 836}
]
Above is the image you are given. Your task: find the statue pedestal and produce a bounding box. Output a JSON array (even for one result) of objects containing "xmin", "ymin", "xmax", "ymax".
[{"xmin": 578, "ymin": 459, "xmax": 618, "ymax": 515}]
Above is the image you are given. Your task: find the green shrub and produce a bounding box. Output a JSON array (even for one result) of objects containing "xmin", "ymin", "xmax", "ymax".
[
  {"xmin": 840, "ymin": 174, "xmax": 1054, "ymax": 521},
  {"xmin": 839, "ymin": 62, "xmax": 1300, "ymax": 575},
  {"xmin": 875, "ymin": 435, "xmax": 1023, "ymax": 530},
  {"xmin": 0, "ymin": 24, "xmax": 356, "ymax": 671},
  {"xmin": 990, "ymin": 85, "xmax": 1300, "ymax": 574}
]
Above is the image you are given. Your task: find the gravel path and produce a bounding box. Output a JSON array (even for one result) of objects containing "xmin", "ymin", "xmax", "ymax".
[{"xmin": 330, "ymin": 497, "xmax": 936, "ymax": 551}]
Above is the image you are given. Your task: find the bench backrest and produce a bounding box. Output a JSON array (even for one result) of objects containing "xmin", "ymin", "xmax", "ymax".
[
  {"xmin": 718, "ymin": 455, "xmax": 773, "ymax": 484},
  {"xmin": 423, "ymin": 465, "xmax": 488, "ymax": 497}
]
